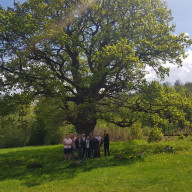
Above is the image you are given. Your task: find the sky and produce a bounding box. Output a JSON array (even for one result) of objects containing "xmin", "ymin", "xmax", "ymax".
[
  {"xmin": 1, "ymin": 0, "xmax": 192, "ymax": 85},
  {"xmin": 149, "ymin": 0, "xmax": 192, "ymax": 84}
]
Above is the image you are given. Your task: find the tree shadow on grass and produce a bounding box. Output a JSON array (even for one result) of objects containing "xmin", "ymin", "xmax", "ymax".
[
  {"xmin": 0, "ymin": 141, "xmax": 171, "ymax": 187},
  {"xmin": 22, "ymin": 153, "xmax": 143, "ymax": 187}
]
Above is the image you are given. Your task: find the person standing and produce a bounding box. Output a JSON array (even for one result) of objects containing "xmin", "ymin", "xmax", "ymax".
[
  {"xmin": 70, "ymin": 133, "xmax": 76, "ymax": 160},
  {"xmin": 75, "ymin": 134, "xmax": 83, "ymax": 160},
  {"xmin": 92, "ymin": 136, "xmax": 99, "ymax": 158},
  {"xmin": 63, "ymin": 134, "xmax": 72, "ymax": 160},
  {"xmin": 95, "ymin": 134, "xmax": 101, "ymax": 158},
  {"xmin": 82, "ymin": 133, "xmax": 86, "ymax": 158},
  {"xmin": 89, "ymin": 132, "xmax": 94, "ymax": 157},
  {"xmin": 104, "ymin": 130, "xmax": 110, "ymax": 156},
  {"xmin": 85, "ymin": 135, "xmax": 91, "ymax": 159}
]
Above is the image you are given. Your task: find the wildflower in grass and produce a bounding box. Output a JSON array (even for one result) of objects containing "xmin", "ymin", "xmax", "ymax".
[{"xmin": 177, "ymin": 160, "xmax": 181, "ymax": 164}]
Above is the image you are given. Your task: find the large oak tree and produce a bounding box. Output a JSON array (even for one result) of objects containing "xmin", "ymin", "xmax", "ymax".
[{"xmin": 0, "ymin": 0, "xmax": 191, "ymax": 134}]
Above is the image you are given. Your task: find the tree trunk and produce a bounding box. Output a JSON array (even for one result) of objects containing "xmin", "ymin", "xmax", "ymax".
[
  {"xmin": 67, "ymin": 102, "xmax": 98, "ymax": 136},
  {"xmin": 73, "ymin": 117, "xmax": 97, "ymax": 136}
]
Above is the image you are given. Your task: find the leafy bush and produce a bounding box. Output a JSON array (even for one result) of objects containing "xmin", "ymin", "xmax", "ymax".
[
  {"xmin": 178, "ymin": 134, "xmax": 185, "ymax": 140},
  {"xmin": 0, "ymin": 116, "xmax": 31, "ymax": 148},
  {"xmin": 130, "ymin": 122, "xmax": 143, "ymax": 140},
  {"xmin": 94, "ymin": 120, "xmax": 132, "ymax": 141},
  {"xmin": 58, "ymin": 124, "xmax": 76, "ymax": 143},
  {"xmin": 142, "ymin": 126, "xmax": 151, "ymax": 136},
  {"xmin": 27, "ymin": 120, "xmax": 46, "ymax": 146},
  {"xmin": 148, "ymin": 126, "xmax": 164, "ymax": 143}
]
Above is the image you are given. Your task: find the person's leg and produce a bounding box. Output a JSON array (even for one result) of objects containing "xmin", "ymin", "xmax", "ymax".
[
  {"xmin": 107, "ymin": 145, "xmax": 110, "ymax": 156},
  {"xmin": 78, "ymin": 148, "xmax": 80, "ymax": 159},
  {"xmin": 96, "ymin": 148, "xmax": 99, "ymax": 158},
  {"xmin": 98, "ymin": 147, "xmax": 100, "ymax": 158},
  {"xmin": 68, "ymin": 153, "xmax": 71, "ymax": 160},
  {"xmin": 76, "ymin": 148, "xmax": 79, "ymax": 159},
  {"xmin": 91, "ymin": 147, "xmax": 93, "ymax": 157},
  {"xmin": 68, "ymin": 148, "xmax": 72, "ymax": 160},
  {"xmin": 64, "ymin": 149, "xmax": 67, "ymax": 160},
  {"xmin": 74, "ymin": 149, "xmax": 77, "ymax": 160},
  {"xmin": 83, "ymin": 147, "xmax": 85, "ymax": 158},
  {"xmin": 94, "ymin": 148, "xmax": 98, "ymax": 158},
  {"xmin": 88, "ymin": 148, "xmax": 91, "ymax": 159},
  {"xmin": 80, "ymin": 148, "xmax": 83, "ymax": 159},
  {"xmin": 85, "ymin": 149, "xmax": 88, "ymax": 159},
  {"xmin": 71, "ymin": 148, "xmax": 74, "ymax": 160},
  {"xmin": 104, "ymin": 145, "xmax": 107, "ymax": 156}
]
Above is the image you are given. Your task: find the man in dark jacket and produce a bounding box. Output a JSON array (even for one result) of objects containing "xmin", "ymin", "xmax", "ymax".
[
  {"xmin": 93, "ymin": 137, "xmax": 99, "ymax": 158},
  {"xmin": 104, "ymin": 130, "xmax": 110, "ymax": 156},
  {"xmin": 82, "ymin": 133, "xmax": 86, "ymax": 158},
  {"xmin": 75, "ymin": 134, "xmax": 83, "ymax": 159}
]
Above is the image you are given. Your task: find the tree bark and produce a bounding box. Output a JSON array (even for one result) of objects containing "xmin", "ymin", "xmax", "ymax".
[
  {"xmin": 73, "ymin": 117, "xmax": 97, "ymax": 136},
  {"xmin": 67, "ymin": 102, "xmax": 98, "ymax": 136}
]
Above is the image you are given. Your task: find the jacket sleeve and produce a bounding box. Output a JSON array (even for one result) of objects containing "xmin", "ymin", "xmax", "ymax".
[{"xmin": 75, "ymin": 139, "xmax": 78, "ymax": 148}]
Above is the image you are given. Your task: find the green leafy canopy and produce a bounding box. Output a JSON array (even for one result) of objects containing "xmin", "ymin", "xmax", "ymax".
[{"xmin": 0, "ymin": 0, "xmax": 191, "ymax": 133}]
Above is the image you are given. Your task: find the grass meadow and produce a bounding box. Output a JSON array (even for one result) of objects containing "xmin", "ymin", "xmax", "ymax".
[{"xmin": 1, "ymin": 138, "xmax": 192, "ymax": 192}]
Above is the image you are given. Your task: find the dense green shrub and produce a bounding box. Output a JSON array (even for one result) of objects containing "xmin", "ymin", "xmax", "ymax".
[
  {"xmin": 0, "ymin": 116, "xmax": 31, "ymax": 148},
  {"xmin": 142, "ymin": 126, "xmax": 151, "ymax": 136},
  {"xmin": 148, "ymin": 127, "xmax": 164, "ymax": 143},
  {"xmin": 27, "ymin": 120, "xmax": 46, "ymax": 146},
  {"xmin": 178, "ymin": 134, "xmax": 185, "ymax": 140},
  {"xmin": 130, "ymin": 122, "xmax": 143, "ymax": 140},
  {"xmin": 94, "ymin": 120, "xmax": 132, "ymax": 141}
]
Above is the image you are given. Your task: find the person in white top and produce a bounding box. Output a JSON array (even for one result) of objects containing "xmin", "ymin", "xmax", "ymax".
[
  {"xmin": 82, "ymin": 133, "xmax": 86, "ymax": 158},
  {"xmin": 63, "ymin": 134, "xmax": 72, "ymax": 160},
  {"xmin": 85, "ymin": 135, "xmax": 91, "ymax": 159}
]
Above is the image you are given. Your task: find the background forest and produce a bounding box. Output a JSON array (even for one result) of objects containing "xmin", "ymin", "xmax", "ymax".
[{"xmin": 1, "ymin": 80, "xmax": 192, "ymax": 148}]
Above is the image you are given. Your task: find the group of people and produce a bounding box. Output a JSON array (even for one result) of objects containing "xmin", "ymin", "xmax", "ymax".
[{"xmin": 63, "ymin": 130, "xmax": 110, "ymax": 161}]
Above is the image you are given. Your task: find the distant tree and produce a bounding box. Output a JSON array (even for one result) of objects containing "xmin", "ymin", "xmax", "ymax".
[
  {"xmin": 174, "ymin": 80, "xmax": 183, "ymax": 92},
  {"xmin": 183, "ymin": 82, "xmax": 192, "ymax": 97},
  {"xmin": 0, "ymin": 0, "xmax": 191, "ymax": 134},
  {"xmin": 104, "ymin": 81, "xmax": 192, "ymax": 134},
  {"xmin": 0, "ymin": 94, "xmax": 35, "ymax": 148},
  {"xmin": 162, "ymin": 81, "xmax": 172, "ymax": 88}
]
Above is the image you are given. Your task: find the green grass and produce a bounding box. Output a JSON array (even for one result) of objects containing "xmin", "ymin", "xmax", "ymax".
[{"xmin": 1, "ymin": 138, "xmax": 192, "ymax": 192}]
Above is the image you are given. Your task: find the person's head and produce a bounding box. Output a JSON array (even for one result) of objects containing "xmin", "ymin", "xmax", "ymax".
[
  {"xmin": 104, "ymin": 130, "xmax": 107, "ymax": 134},
  {"xmin": 70, "ymin": 133, "xmax": 74, "ymax": 139},
  {"xmin": 78, "ymin": 134, "xmax": 81, "ymax": 139},
  {"xmin": 86, "ymin": 135, "xmax": 90, "ymax": 140},
  {"xmin": 66, "ymin": 134, "xmax": 70, "ymax": 139},
  {"xmin": 82, "ymin": 133, "xmax": 85, "ymax": 138}
]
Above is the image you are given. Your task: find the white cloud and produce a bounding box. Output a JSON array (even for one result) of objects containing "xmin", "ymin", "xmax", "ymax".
[{"xmin": 146, "ymin": 48, "xmax": 192, "ymax": 84}]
